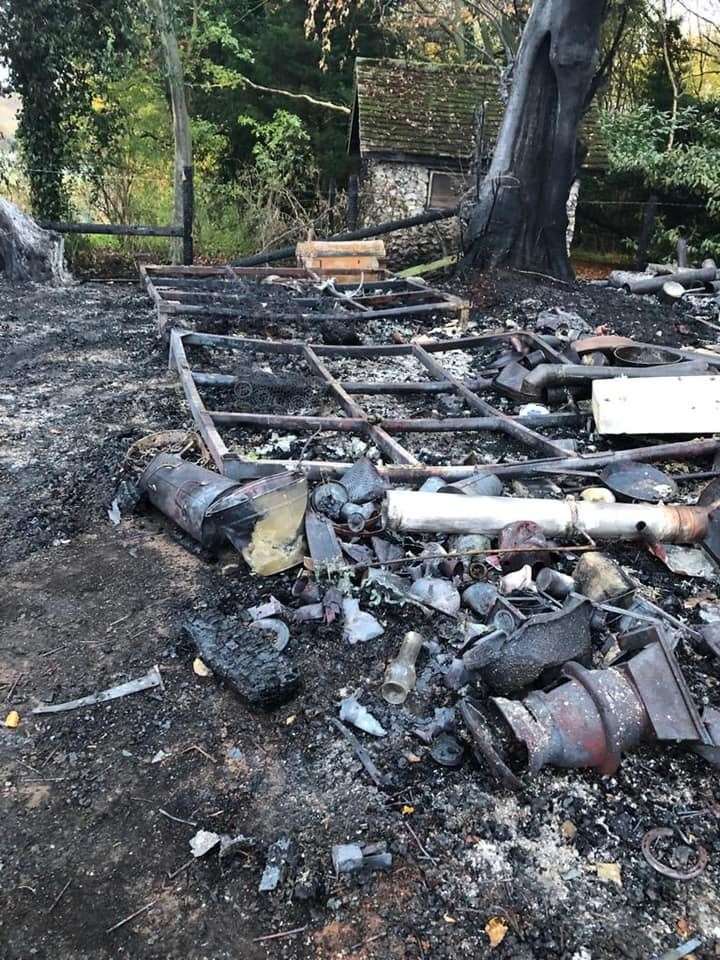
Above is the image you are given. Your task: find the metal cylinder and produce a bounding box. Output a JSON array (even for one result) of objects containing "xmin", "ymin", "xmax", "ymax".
[
  {"xmin": 140, "ymin": 453, "xmax": 241, "ymax": 546},
  {"xmin": 536, "ymin": 567, "xmax": 576, "ymax": 599},
  {"xmin": 491, "ymin": 661, "xmax": 651, "ymax": 775},
  {"xmin": 384, "ymin": 490, "xmax": 713, "ymax": 543},
  {"xmin": 437, "ymin": 473, "xmax": 503, "ymax": 496},
  {"xmin": 524, "ymin": 360, "xmax": 708, "ymax": 397}
]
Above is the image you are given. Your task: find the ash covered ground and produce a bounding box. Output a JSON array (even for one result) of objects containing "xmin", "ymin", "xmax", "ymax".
[{"xmin": 1, "ymin": 270, "xmax": 719, "ymax": 960}]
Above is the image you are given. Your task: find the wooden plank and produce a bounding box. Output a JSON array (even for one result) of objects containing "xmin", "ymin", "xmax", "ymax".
[
  {"xmin": 592, "ymin": 376, "xmax": 720, "ymax": 435},
  {"xmin": 296, "ymin": 240, "xmax": 386, "ymax": 259},
  {"xmin": 308, "ymin": 256, "xmax": 380, "ymax": 270},
  {"xmin": 397, "ymin": 256, "xmax": 457, "ymax": 278}
]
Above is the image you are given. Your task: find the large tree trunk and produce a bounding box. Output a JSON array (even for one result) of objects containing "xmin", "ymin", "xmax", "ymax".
[
  {"xmin": 463, "ymin": 0, "xmax": 606, "ymax": 281},
  {"xmin": 0, "ymin": 198, "xmax": 70, "ymax": 284}
]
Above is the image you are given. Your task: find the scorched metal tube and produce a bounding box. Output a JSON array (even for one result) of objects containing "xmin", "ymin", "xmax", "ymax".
[{"xmin": 384, "ymin": 491, "xmax": 715, "ymax": 543}]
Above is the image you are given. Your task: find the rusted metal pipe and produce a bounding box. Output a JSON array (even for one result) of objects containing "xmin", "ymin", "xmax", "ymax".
[
  {"xmin": 463, "ymin": 638, "xmax": 718, "ymax": 783},
  {"xmin": 207, "ymin": 411, "xmax": 582, "ymax": 433},
  {"xmin": 505, "ymin": 360, "xmax": 709, "ymax": 401},
  {"xmin": 220, "ymin": 438, "xmax": 720, "ymax": 483},
  {"xmin": 384, "ymin": 490, "xmax": 717, "ymax": 543},
  {"xmin": 526, "ymin": 359, "xmax": 707, "ymax": 393}
]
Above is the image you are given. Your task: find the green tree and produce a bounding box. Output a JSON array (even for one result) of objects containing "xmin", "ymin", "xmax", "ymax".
[
  {"xmin": 0, "ymin": 0, "xmax": 139, "ymax": 219},
  {"xmin": 601, "ymin": 100, "xmax": 720, "ymax": 257}
]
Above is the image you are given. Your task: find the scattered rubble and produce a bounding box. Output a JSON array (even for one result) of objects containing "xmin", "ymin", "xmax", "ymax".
[
  {"xmin": 7, "ymin": 260, "xmax": 720, "ymax": 956},
  {"xmin": 130, "ymin": 259, "xmax": 720, "ymax": 801}
]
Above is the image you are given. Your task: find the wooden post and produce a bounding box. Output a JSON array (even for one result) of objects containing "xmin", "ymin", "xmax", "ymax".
[
  {"xmin": 182, "ymin": 165, "xmax": 194, "ymax": 265},
  {"xmin": 327, "ymin": 177, "xmax": 337, "ymax": 235},
  {"xmin": 635, "ymin": 194, "xmax": 659, "ymax": 270},
  {"xmin": 151, "ymin": 0, "xmax": 192, "ymax": 265},
  {"xmin": 346, "ymin": 174, "xmax": 359, "ymax": 231},
  {"xmin": 677, "ymin": 236, "xmax": 689, "ymax": 269}
]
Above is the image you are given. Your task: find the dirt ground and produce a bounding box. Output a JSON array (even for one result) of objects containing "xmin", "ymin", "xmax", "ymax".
[{"xmin": 1, "ymin": 271, "xmax": 720, "ymax": 960}]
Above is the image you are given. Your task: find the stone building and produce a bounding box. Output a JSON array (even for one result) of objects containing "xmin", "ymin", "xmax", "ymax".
[{"xmin": 347, "ymin": 58, "xmax": 607, "ymax": 267}]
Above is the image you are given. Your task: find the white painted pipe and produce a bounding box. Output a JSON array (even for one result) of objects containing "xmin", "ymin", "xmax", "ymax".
[{"xmin": 384, "ymin": 491, "xmax": 710, "ymax": 543}]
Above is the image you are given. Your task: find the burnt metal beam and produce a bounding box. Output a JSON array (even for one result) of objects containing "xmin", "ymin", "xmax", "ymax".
[
  {"xmin": 301, "ymin": 345, "xmax": 419, "ymax": 466},
  {"xmin": 182, "ymin": 330, "xmax": 508, "ymax": 359},
  {"xmin": 208, "ymin": 411, "xmax": 582, "ymax": 433},
  {"xmin": 412, "ymin": 343, "xmax": 569, "ymax": 458},
  {"xmin": 224, "ymin": 438, "xmax": 720, "ymax": 481},
  {"xmin": 192, "ymin": 370, "xmax": 494, "ymax": 395},
  {"xmin": 169, "ymin": 330, "xmax": 233, "ymax": 473}
]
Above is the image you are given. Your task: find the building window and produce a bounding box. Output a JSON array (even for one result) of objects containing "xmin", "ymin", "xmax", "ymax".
[{"xmin": 427, "ymin": 171, "xmax": 462, "ymax": 210}]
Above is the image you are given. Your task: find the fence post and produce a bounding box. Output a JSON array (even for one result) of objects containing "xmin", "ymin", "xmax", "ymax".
[
  {"xmin": 327, "ymin": 177, "xmax": 337, "ymax": 235},
  {"xmin": 677, "ymin": 237, "xmax": 689, "ymax": 269},
  {"xmin": 182, "ymin": 165, "xmax": 194, "ymax": 265},
  {"xmin": 346, "ymin": 174, "xmax": 359, "ymax": 232},
  {"xmin": 634, "ymin": 193, "xmax": 658, "ymax": 270}
]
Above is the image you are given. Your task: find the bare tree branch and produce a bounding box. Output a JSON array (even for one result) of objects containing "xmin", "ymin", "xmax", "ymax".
[{"xmin": 239, "ymin": 76, "xmax": 350, "ymax": 114}]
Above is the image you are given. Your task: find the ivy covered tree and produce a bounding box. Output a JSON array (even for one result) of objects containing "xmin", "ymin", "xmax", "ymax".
[{"xmin": 0, "ymin": 0, "xmax": 139, "ymax": 219}]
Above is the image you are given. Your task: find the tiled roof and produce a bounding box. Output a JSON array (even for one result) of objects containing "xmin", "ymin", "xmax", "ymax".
[{"xmin": 352, "ymin": 58, "xmax": 607, "ymax": 170}]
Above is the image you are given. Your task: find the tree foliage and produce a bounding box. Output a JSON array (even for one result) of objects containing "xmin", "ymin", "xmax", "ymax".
[
  {"xmin": 602, "ymin": 101, "xmax": 720, "ymax": 253},
  {"xmin": 0, "ymin": 0, "xmax": 139, "ymax": 219}
]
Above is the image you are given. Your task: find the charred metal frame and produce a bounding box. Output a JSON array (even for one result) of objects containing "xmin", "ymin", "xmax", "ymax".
[
  {"xmin": 142, "ymin": 264, "xmax": 470, "ymax": 336},
  {"xmin": 169, "ymin": 328, "xmax": 720, "ymax": 482},
  {"xmin": 168, "ymin": 329, "xmax": 579, "ymax": 480}
]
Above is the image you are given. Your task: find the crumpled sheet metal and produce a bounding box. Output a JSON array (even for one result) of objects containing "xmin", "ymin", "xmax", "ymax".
[{"xmin": 463, "ymin": 596, "xmax": 593, "ymax": 695}]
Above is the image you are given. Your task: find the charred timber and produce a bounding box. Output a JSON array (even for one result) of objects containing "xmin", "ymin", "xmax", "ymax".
[{"xmin": 463, "ymin": 0, "xmax": 607, "ymax": 280}]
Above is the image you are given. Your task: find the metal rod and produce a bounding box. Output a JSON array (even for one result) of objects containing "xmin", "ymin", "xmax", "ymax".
[
  {"xmin": 181, "ymin": 330, "xmax": 508, "ymax": 358},
  {"xmin": 169, "ymin": 331, "xmax": 232, "ymax": 472},
  {"xmin": 218, "ymin": 439, "xmax": 720, "ymax": 481},
  {"xmin": 159, "ymin": 299, "xmax": 464, "ymax": 322},
  {"xmin": 302, "ymin": 345, "xmax": 419, "ymax": 466},
  {"xmin": 40, "ymin": 221, "xmax": 183, "ymax": 237},
  {"xmin": 412, "ymin": 343, "xmax": 569, "ymax": 458},
  {"xmin": 191, "ymin": 371, "xmax": 494, "ymax": 395},
  {"xmin": 208, "ymin": 411, "xmax": 582, "ymax": 433}
]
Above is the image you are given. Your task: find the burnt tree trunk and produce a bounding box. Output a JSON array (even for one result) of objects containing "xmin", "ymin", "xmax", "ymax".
[
  {"xmin": 0, "ymin": 198, "xmax": 69, "ymax": 284},
  {"xmin": 463, "ymin": 0, "xmax": 606, "ymax": 281}
]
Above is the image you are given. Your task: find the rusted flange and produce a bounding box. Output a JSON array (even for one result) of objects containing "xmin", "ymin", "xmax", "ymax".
[{"xmin": 641, "ymin": 827, "xmax": 709, "ymax": 880}]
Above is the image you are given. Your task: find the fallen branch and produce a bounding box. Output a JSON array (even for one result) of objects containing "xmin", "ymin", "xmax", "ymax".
[
  {"xmin": 47, "ymin": 880, "xmax": 71, "ymax": 914},
  {"xmin": 106, "ymin": 899, "xmax": 158, "ymax": 934}
]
